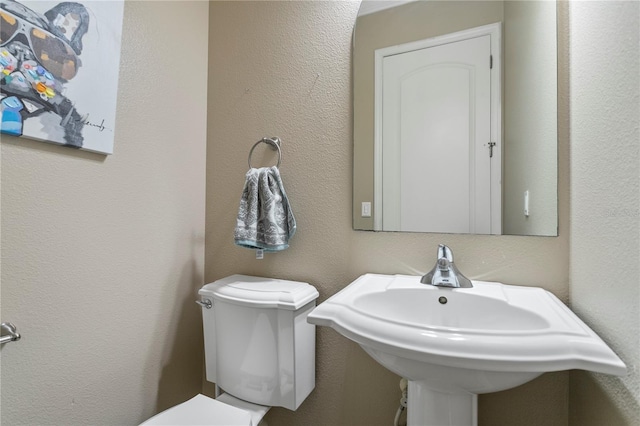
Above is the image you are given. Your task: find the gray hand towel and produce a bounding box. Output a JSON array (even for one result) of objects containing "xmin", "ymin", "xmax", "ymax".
[{"xmin": 234, "ymin": 166, "xmax": 296, "ymax": 251}]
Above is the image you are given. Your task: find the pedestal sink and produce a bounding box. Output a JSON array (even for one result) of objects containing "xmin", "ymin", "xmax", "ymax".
[{"xmin": 307, "ymin": 274, "xmax": 627, "ymax": 426}]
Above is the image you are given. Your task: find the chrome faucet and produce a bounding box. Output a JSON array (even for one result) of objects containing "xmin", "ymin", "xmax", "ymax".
[{"xmin": 421, "ymin": 244, "xmax": 473, "ymax": 288}]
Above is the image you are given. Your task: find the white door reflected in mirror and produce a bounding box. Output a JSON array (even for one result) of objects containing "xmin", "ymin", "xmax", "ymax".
[{"xmin": 376, "ymin": 25, "xmax": 501, "ymax": 233}]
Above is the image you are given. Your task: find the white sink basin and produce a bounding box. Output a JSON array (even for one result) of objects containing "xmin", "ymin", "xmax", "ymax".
[
  {"xmin": 353, "ymin": 287, "xmax": 550, "ymax": 331},
  {"xmin": 308, "ymin": 274, "xmax": 626, "ymax": 426}
]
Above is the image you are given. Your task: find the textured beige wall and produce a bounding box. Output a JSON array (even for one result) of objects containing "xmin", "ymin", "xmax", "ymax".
[
  {"xmin": 569, "ymin": 1, "xmax": 640, "ymax": 425},
  {"xmin": 207, "ymin": 1, "xmax": 570, "ymax": 425},
  {"xmin": 0, "ymin": 2, "xmax": 208, "ymax": 424}
]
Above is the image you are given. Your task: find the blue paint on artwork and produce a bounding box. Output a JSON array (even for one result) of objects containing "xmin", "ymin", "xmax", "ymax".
[{"xmin": 1, "ymin": 96, "xmax": 24, "ymax": 136}]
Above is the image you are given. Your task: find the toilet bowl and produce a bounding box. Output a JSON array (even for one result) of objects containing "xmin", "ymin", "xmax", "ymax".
[{"xmin": 140, "ymin": 275, "xmax": 319, "ymax": 425}]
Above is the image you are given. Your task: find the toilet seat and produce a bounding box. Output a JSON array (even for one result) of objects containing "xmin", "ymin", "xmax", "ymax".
[
  {"xmin": 216, "ymin": 393, "xmax": 270, "ymax": 425},
  {"xmin": 141, "ymin": 393, "xmax": 269, "ymax": 426}
]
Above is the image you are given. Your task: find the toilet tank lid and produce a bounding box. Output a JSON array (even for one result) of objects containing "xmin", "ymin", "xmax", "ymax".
[{"xmin": 199, "ymin": 275, "xmax": 319, "ymax": 310}]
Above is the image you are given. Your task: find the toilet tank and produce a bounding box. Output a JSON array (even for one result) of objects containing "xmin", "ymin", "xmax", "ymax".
[{"xmin": 198, "ymin": 275, "xmax": 319, "ymax": 411}]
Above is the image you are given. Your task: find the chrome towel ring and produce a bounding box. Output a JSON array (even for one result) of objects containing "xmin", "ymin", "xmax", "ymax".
[{"xmin": 248, "ymin": 137, "xmax": 282, "ymax": 169}]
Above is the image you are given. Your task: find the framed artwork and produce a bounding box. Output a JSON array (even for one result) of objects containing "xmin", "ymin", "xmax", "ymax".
[{"xmin": 0, "ymin": 0, "xmax": 124, "ymax": 155}]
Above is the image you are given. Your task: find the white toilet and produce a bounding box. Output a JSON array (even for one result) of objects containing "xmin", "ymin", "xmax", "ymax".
[{"xmin": 142, "ymin": 274, "xmax": 319, "ymax": 426}]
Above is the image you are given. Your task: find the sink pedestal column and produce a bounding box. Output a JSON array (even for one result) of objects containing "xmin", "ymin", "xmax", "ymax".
[{"xmin": 407, "ymin": 381, "xmax": 477, "ymax": 426}]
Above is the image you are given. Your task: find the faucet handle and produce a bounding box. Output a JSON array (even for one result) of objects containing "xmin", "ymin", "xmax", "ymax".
[{"xmin": 437, "ymin": 244, "xmax": 454, "ymax": 262}]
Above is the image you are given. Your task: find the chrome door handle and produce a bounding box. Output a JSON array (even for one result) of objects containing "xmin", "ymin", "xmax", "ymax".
[{"xmin": 0, "ymin": 322, "xmax": 21, "ymax": 345}]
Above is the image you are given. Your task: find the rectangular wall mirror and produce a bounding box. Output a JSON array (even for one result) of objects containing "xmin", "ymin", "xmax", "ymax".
[{"xmin": 353, "ymin": 0, "xmax": 558, "ymax": 236}]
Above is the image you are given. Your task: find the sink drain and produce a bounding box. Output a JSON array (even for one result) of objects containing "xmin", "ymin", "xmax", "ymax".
[{"xmin": 438, "ymin": 296, "xmax": 448, "ymax": 304}]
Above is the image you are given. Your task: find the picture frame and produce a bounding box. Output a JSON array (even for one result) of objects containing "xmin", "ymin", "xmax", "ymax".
[{"xmin": 0, "ymin": 0, "xmax": 125, "ymax": 155}]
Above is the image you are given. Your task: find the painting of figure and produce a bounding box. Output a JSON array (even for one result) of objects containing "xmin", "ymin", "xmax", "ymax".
[{"xmin": 0, "ymin": 0, "xmax": 124, "ymax": 154}]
